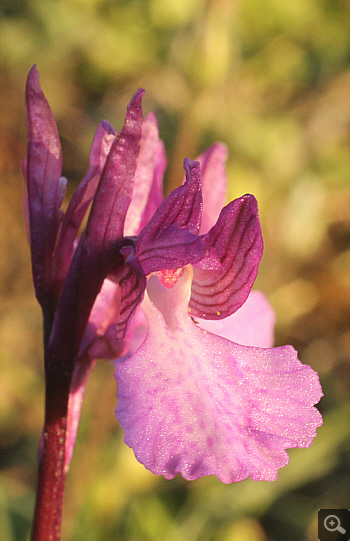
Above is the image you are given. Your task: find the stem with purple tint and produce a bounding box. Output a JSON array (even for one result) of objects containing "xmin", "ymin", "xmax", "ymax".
[
  {"xmin": 31, "ymin": 345, "xmax": 74, "ymax": 541},
  {"xmin": 31, "ymin": 412, "xmax": 67, "ymax": 540},
  {"xmin": 30, "ymin": 298, "xmax": 77, "ymax": 541}
]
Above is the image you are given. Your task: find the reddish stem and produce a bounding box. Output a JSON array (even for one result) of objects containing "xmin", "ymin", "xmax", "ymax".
[
  {"xmin": 30, "ymin": 254, "xmax": 98, "ymax": 539},
  {"xmin": 31, "ymin": 373, "xmax": 71, "ymax": 541}
]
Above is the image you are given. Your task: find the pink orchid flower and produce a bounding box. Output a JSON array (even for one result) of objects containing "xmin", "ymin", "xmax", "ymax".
[
  {"xmin": 25, "ymin": 65, "xmax": 322, "ymax": 541},
  {"xmin": 112, "ymin": 158, "xmax": 323, "ymax": 483}
]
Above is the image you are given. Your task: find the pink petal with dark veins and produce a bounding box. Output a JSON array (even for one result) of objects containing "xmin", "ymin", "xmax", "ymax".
[
  {"xmin": 189, "ymin": 194, "xmax": 263, "ymax": 320},
  {"xmin": 136, "ymin": 159, "xmax": 204, "ymax": 275}
]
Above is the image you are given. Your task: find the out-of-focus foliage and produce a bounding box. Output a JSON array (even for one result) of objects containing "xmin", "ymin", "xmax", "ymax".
[{"xmin": 0, "ymin": 0, "xmax": 349, "ymax": 540}]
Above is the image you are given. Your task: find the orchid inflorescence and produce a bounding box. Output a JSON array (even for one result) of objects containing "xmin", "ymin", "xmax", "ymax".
[{"xmin": 25, "ymin": 65, "xmax": 323, "ymax": 540}]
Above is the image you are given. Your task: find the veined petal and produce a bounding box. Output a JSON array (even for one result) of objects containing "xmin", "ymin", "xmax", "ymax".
[
  {"xmin": 115, "ymin": 246, "xmax": 147, "ymax": 340},
  {"xmin": 124, "ymin": 112, "xmax": 166, "ymax": 236},
  {"xmin": 195, "ymin": 290, "xmax": 276, "ymax": 348},
  {"xmin": 189, "ymin": 194, "xmax": 263, "ymax": 320},
  {"xmin": 25, "ymin": 65, "xmax": 64, "ymax": 303},
  {"xmin": 197, "ymin": 143, "xmax": 228, "ymax": 234},
  {"xmin": 136, "ymin": 159, "xmax": 204, "ymax": 275},
  {"xmin": 115, "ymin": 268, "xmax": 323, "ymax": 483}
]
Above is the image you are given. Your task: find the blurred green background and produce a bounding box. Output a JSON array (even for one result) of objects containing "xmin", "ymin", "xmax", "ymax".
[{"xmin": 1, "ymin": 0, "xmax": 349, "ymax": 540}]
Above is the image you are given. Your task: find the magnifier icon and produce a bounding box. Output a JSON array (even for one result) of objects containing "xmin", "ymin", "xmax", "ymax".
[{"xmin": 324, "ymin": 514, "xmax": 346, "ymax": 534}]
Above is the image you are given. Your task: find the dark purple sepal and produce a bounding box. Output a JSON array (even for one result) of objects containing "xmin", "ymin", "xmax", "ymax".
[
  {"xmin": 84, "ymin": 89, "xmax": 145, "ymax": 260},
  {"xmin": 25, "ymin": 65, "xmax": 64, "ymax": 306},
  {"xmin": 72, "ymin": 87, "xmax": 144, "ymax": 322},
  {"xmin": 136, "ymin": 158, "xmax": 204, "ymax": 275},
  {"xmin": 47, "ymin": 90, "xmax": 144, "ymax": 368},
  {"xmin": 138, "ymin": 224, "xmax": 205, "ymax": 275},
  {"xmin": 189, "ymin": 194, "xmax": 263, "ymax": 320},
  {"xmin": 54, "ymin": 121, "xmax": 117, "ymax": 295}
]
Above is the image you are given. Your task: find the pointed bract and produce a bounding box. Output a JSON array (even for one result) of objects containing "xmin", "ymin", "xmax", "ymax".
[
  {"xmin": 65, "ymin": 355, "xmax": 95, "ymax": 472},
  {"xmin": 69, "ymin": 89, "xmax": 144, "ymax": 339},
  {"xmin": 25, "ymin": 65, "xmax": 64, "ymax": 305},
  {"xmin": 84, "ymin": 89, "xmax": 145, "ymax": 256},
  {"xmin": 55, "ymin": 121, "xmax": 117, "ymax": 292},
  {"xmin": 47, "ymin": 90, "xmax": 145, "ymax": 369}
]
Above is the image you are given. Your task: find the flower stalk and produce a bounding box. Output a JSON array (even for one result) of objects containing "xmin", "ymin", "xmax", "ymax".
[
  {"xmin": 31, "ymin": 383, "xmax": 69, "ymax": 541},
  {"xmin": 31, "ymin": 309, "xmax": 79, "ymax": 540}
]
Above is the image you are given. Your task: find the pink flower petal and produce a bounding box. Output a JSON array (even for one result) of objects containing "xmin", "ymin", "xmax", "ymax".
[
  {"xmin": 92, "ymin": 305, "xmax": 148, "ymax": 360},
  {"xmin": 65, "ymin": 354, "xmax": 95, "ymax": 472},
  {"xmin": 79, "ymin": 278, "xmax": 121, "ymax": 356},
  {"xmin": 197, "ymin": 143, "xmax": 228, "ymax": 234},
  {"xmin": 124, "ymin": 112, "xmax": 166, "ymax": 236},
  {"xmin": 115, "ymin": 267, "xmax": 322, "ymax": 483},
  {"xmin": 195, "ymin": 290, "xmax": 276, "ymax": 348},
  {"xmin": 189, "ymin": 194, "xmax": 263, "ymax": 320},
  {"xmin": 139, "ymin": 137, "xmax": 166, "ymax": 232}
]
